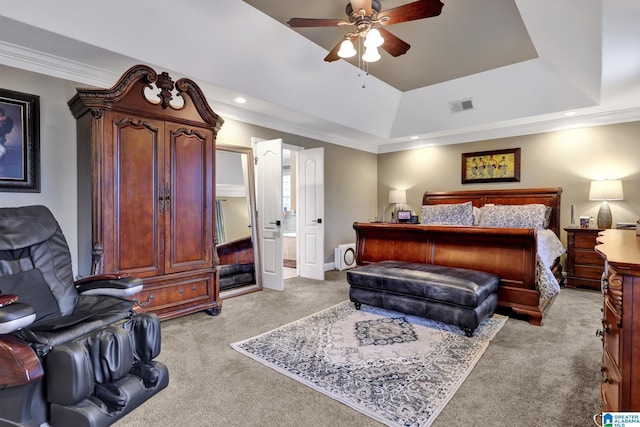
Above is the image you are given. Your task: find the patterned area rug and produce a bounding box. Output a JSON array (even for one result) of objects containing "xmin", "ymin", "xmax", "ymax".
[{"xmin": 231, "ymin": 302, "xmax": 507, "ymax": 426}]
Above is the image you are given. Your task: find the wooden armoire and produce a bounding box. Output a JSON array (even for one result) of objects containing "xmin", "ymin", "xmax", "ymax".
[{"xmin": 68, "ymin": 64, "xmax": 224, "ymax": 320}]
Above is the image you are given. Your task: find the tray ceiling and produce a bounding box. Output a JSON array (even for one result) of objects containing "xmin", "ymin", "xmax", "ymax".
[
  {"xmin": 243, "ymin": 0, "xmax": 538, "ymax": 92},
  {"xmin": 0, "ymin": 1, "xmax": 639, "ymax": 153}
]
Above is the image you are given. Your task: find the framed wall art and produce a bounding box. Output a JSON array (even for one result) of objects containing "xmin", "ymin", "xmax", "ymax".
[
  {"xmin": 0, "ymin": 88, "xmax": 40, "ymax": 192},
  {"xmin": 461, "ymin": 148, "xmax": 520, "ymax": 184}
]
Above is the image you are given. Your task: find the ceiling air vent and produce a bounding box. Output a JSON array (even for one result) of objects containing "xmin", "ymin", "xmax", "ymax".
[{"xmin": 449, "ymin": 98, "xmax": 474, "ymax": 113}]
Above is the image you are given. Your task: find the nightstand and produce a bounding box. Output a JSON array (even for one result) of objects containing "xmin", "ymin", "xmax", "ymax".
[{"xmin": 564, "ymin": 227, "xmax": 606, "ymax": 290}]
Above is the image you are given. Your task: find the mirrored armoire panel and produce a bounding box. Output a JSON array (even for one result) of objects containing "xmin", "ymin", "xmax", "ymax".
[{"xmin": 215, "ymin": 144, "xmax": 261, "ymax": 298}]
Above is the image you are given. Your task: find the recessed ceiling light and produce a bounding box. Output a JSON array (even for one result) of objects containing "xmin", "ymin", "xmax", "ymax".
[
  {"xmin": 234, "ymin": 97, "xmax": 247, "ymax": 104},
  {"xmin": 410, "ymin": 135, "xmax": 419, "ymax": 140},
  {"xmin": 563, "ymin": 111, "xmax": 577, "ymax": 116}
]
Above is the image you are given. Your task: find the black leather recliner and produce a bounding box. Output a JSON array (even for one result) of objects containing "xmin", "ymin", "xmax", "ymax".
[{"xmin": 0, "ymin": 205, "xmax": 169, "ymax": 427}]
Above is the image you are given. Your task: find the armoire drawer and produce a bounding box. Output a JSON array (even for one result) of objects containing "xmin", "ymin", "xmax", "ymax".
[{"xmin": 135, "ymin": 273, "xmax": 214, "ymax": 313}]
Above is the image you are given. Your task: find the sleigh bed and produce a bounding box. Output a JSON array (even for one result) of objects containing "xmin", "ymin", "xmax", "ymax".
[{"xmin": 352, "ymin": 187, "xmax": 565, "ymax": 325}]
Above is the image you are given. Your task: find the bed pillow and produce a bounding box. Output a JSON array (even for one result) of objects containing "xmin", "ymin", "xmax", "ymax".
[
  {"xmin": 479, "ymin": 204, "xmax": 548, "ymax": 229},
  {"xmin": 421, "ymin": 201, "xmax": 474, "ymax": 226}
]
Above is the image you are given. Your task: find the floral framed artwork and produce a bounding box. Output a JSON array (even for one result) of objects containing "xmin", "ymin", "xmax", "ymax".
[
  {"xmin": 0, "ymin": 88, "xmax": 40, "ymax": 192},
  {"xmin": 461, "ymin": 148, "xmax": 520, "ymax": 184}
]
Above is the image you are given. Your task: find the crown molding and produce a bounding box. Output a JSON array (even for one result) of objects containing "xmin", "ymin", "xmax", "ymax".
[
  {"xmin": 2, "ymin": 40, "xmax": 639, "ymax": 155},
  {"xmin": 0, "ymin": 40, "xmax": 120, "ymax": 87}
]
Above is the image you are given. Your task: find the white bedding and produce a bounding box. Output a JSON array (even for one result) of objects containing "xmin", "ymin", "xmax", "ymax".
[{"xmin": 536, "ymin": 229, "xmax": 567, "ymax": 301}]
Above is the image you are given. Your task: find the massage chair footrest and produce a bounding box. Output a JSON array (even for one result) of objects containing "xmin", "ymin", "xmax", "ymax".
[{"xmin": 50, "ymin": 362, "xmax": 169, "ymax": 427}]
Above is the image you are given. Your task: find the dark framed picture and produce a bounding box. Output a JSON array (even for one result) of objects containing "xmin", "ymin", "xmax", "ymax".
[
  {"xmin": 0, "ymin": 88, "xmax": 40, "ymax": 192},
  {"xmin": 461, "ymin": 148, "xmax": 520, "ymax": 184}
]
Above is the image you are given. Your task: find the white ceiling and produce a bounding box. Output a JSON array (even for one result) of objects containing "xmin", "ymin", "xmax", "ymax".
[{"xmin": 0, "ymin": 0, "xmax": 639, "ymax": 154}]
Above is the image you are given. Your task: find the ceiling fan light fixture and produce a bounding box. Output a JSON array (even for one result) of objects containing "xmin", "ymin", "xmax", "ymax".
[
  {"xmin": 362, "ymin": 46, "xmax": 381, "ymax": 62},
  {"xmin": 337, "ymin": 39, "xmax": 357, "ymax": 58},
  {"xmin": 364, "ymin": 28, "xmax": 384, "ymax": 48},
  {"xmin": 288, "ymin": 0, "xmax": 444, "ymax": 71}
]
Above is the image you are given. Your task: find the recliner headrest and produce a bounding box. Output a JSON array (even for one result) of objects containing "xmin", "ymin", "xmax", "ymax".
[{"xmin": 0, "ymin": 205, "xmax": 58, "ymax": 250}]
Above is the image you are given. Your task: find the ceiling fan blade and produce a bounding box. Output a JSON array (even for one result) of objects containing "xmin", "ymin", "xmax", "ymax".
[
  {"xmin": 287, "ymin": 18, "xmax": 349, "ymax": 28},
  {"xmin": 377, "ymin": 28, "xmax": 410, "ymax": 57},
  {"xmin": 350, "ymin": 0, "xmax": 373, "ymax": 17},
  {"xmin": 378, "ymin": 0, "xmax": 444, "ymax": 26},
  {"xmin": 324, "ymin": 35, "xmax": 357, "ymax": 62}
]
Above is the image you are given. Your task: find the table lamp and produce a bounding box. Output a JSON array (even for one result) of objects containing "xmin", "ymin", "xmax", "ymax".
[
  {"xmin": 388, "ymin": 189, "xmax": 406, "ymax": 222},
  {"xmin": 589, "ymin": 179, "xmax": 623, "ymax": 228}
]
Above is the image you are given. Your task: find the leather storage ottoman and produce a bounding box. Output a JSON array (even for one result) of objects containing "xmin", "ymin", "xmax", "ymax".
[{"xmin": 346, "ymin": 260, "xmax": 500, "ymax": 336}]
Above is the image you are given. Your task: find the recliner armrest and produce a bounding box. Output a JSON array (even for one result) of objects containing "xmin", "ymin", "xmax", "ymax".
[
  {"xmin": 0, "ymin": 299, "xmax": 36, "ymax": 334},
  {"xmin": 75, "ymin": 274, "xmax": 143, "ymax": 298}
]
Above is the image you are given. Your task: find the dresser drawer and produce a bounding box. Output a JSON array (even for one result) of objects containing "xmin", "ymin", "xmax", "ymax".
[
  {"xmin": 574, "ymin": 232, "xmax": 599, "ymax": 249},
  {"xmin": 603, "ymin": 297, "xmax": 621, "ymax": 365},
  {"xmin": 575, "ymin": 250, "xmax": 605, "ymax": 266},
  {"xmin": 574, "ymin": 265, "xmax": 605, "ymax": 280},
  {"xmin": 601, "ymin": 347, "xmax": 621, "ymax": 412}
]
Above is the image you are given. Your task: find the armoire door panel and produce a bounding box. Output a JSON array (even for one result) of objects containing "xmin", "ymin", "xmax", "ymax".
[
  {"xmin": 113, "ymin": 117, "xmax": 164, "ymax": 276},
  {"xmin": 165, "ymin": 125, "xmax": 213, "ymax": 273}
]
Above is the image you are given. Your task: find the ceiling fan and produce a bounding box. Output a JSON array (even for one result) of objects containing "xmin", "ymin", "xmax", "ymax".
[{"xmin": 287, "ymin": 0, "xmax": 444, "ymax": 63}]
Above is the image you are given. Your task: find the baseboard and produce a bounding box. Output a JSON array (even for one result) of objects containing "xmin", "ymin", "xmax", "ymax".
[{"xmin": 325, "ymin": 262, "xmax": 336, "ymax": 271}]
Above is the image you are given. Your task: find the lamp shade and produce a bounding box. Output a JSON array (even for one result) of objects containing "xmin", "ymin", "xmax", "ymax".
[
  {"xmin": 589, "ymin": 180, "xmax": 624, "ymax": 201},
  {"xmin": 388, "ymin": 189, "xmax": 407, "ymax": 204},
  {"xmin": 337, "ymin": 39, "xmax": 356, "ymax": 58},
  {"xmin": 364, "ymin": 28, "xmax": 384, "ymax": 48},
  {"xmin": 362, "ymin": 46, "xmax": 381, "ymax": 63}
]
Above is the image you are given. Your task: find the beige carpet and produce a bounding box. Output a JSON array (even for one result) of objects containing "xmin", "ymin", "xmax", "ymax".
[{"xmin": 114, "ymin": 271, "xmax": 602, "ymax": 427}]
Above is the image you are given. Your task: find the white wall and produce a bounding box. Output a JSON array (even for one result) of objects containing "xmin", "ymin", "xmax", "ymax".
[{"xmin": 0, "ymin": 66, "xmax": 80, "ymax": 275}]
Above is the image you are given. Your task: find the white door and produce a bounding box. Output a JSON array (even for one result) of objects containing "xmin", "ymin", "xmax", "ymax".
[
  {"xmin": 298, "ymin": 148, "xmax": 325, "ymax": 280},
  {"xmin": 255, "ymin": 138, "xmax": 283, "ymax": 291}
]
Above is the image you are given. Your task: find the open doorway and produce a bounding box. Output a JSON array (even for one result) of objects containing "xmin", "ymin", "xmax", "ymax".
[
  {"xmin": 282, "ymin": 148, "xmax": 298, "ymax": 279},
  {"xmin": 254, "ymin": 138, "xmax": 325, "ymax": 289}
]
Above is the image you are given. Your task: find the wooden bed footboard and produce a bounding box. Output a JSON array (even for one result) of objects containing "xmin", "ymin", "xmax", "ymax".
[
  {"xmin": 352, "ymin": 222, "xmax": 546, "ymax": 324},
  {"xmin": 353, "ymin": 187, "xmax": 563, "ymax": 325},
  {"xmin": 217, "ymin": 236, "xmax": 255, "ymax": 265}
]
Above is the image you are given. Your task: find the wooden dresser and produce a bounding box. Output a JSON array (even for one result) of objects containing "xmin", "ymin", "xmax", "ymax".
[
  {"xmin": 564, "ymin": 227, "xmax": 605, "ymax": 290},
  {"xmin": 68, "ymin": 65, "xmax": 224, "ymax": 320},
  {"xmin": 595, "ymin": 229, "xmax": 640, "ymax": 411}
]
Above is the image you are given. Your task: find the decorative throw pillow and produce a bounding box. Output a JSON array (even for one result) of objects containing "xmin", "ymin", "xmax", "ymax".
[
  {"xmin": 480, "ymin": 204, "xmax": 548, "ymax": 229},
  {"xmin": 421, "ymin": 201, "xmax": 474, "ymax": 226}
]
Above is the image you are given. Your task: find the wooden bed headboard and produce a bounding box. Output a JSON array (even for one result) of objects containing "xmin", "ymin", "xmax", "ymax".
[{"xmin": 422, "ymin": 187, "xmax": 563, "ymax": 236}]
